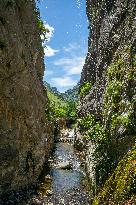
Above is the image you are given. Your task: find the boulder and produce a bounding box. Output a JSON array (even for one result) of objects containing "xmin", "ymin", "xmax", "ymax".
[{"xmin": 57, "ymin": 161, "xmax": 73, "ymax": 170}]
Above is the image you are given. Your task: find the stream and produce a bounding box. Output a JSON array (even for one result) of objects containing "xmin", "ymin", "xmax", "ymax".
[
  {"xmin": 36, "ymin": 142, "xmax": 91, "ymax": 205},
  {"xmin": 1, "ymin": 134, "xmax": 92, "ymax": 205}
]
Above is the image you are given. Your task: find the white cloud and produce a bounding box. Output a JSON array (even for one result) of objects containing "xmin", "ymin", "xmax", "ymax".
[
  {"xmin": 44, "ymin": 46, "xmax": 59, "ymax": 57},
  {"xmin": 41, "ymin": 23, "xmax": 54, "ymax": 43},
  {"xmin": 63, "ymin": 43, "xmax": 80, "ymax": 53},
  {"xmin": 51, "ymin": 76, "xmax": 77, "ymax": 87},
  {"xmin": 44, "ymin": 23, "xmax": 54, "ymax": 42},
  {"xmin": 68, "ymin": 66, "xmax": 83, "ymax": 75},
  {"xmin": 53, "ymin": 56, "xmax": 85, "ymax": 75}
]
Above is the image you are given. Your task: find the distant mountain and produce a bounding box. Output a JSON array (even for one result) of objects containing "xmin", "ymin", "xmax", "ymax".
[
  {"xmin": 44, "ymin": 81, "xmax": 67, "ymax": 113},
  {"xmin": 44, "ymin": 81, "xmax": 79, "ymax": 102},
  {"xmin": 63, "ymin": 83, "xmax": 80, "ymax": 102},
  {"xmin": 44, "ymin": 81, "xmax": 65, "ymax": 101}
]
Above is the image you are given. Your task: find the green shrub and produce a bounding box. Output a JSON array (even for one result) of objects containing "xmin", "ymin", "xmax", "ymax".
[
  {"xmin": 79, "ymin": 82, "xmax": 92, "ymax": 97},
  {"xmin": 79, "ymin": 114, "xmax": 109, "ymax": 186},
  {"xmin": 78, "ymin": 114, "xmax": 107, "ymax": 143},
  {"xmin": 104, "ymin": 46, "xmax": 136, "ymax": 134},
  {"xmin": 78, "ymin": 114, "xmax": 95, "ymax": 129},
  {"xmin": 65, "ymin": 100, "xmax": 77, "ymax": 119},
  {"xmin": 53, "ymin": 107, "xmax": 67, "ymax": 118}
]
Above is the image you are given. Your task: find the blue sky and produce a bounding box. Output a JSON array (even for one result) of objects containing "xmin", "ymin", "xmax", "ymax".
[{"xmin": 37, "ymin": 0, "xmax": 88, "ymax": 92}]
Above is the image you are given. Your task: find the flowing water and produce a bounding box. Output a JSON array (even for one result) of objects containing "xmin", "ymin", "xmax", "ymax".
[
  {"xmin": 37, "ymin": 142, "xmax": 91, "ymax": 205},
  {"xmin": 1, "ymin": 141, "xmax": 91, "ymax": 205}
]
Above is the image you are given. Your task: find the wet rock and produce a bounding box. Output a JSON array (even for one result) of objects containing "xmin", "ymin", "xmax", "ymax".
[
  {"xmin": 31, "ymin": 198, "xmax": 41, "ymax": 205},
  {"xmin": 46, "ymin": 189, "xmax": 53, "ymax": 196},
  {"xmin": 44, "ymin": 175, "xmax": 52, "ymax": 182},
  {"xmin": 57, "ymin": 161, "xmax": 73, "ymax": 170},
  {"xmin": 48, "ymin": 159, "xmax": 53, "ymax": 163},
  {"xmin": 74, "ymin": 128, "xmax": 86, "ymax": 151}
]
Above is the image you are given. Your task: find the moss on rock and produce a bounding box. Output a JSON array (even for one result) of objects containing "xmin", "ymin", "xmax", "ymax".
[
  {"xmin": 92, "ymin": 144, "xmax": 136, "ymax": 205},
  {"xmin": 104, "ymin": 45, "xmax": 136, "ymax": 135}
]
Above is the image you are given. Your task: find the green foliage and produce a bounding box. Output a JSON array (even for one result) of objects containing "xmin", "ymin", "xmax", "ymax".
[
  {"xmin": 66, "ymin": 100, "xmax": 77, "ymax": 119},
  {"xmin": 79, "ymin": 82, "xmax": 92, "ymax": 97},
  {"xmin": 47, "ymin": 90, "xmax": 67, "ymax": 119},
  {"xmin": 64, "ymin": 83, "xmax": 80, "ymax": 102},
  {"xmin": 35, "ymin": 7, "xmax": 49, "ymax": 42},
  {"xmin": 53, "ymin": 107, "xmax": 67, "ymax": 118},
  {"xmin": 46, "ymin": 88, "xmax": 77, "ymax": 120},
  {"xmin": 47, "ymin": 90, "xmax": 67, "ymax": 109},
  {"xmin": 78, "ymin": 114, "xmax": 107, "ymax": 149},
  {"xmin": 91, "ymin": 45, "xmax": 136, "ymax": 190},
  {"xmin": 111, "ymin": 113, "xmax": 134, "ymax": 131},
  {"xmin": 87, "ymin": 123, "xmax": 107, "ymax": 144},
  {"xmin": 44, "ymin": 104, "xmax": 52, "ymax": 121},
  {"xmin": 51, "ymin": 101, "xmax": 77, "ymax": 119},
  {"xmin": 78, "ymin": 114, "xmax": 110, "ymax": 186},
  {"xmin": 92, "ymin": 145, "xmax": 136, "ymax": 205},
  {"xmin": 104, "ymin": 46, "xmax": 136, "ymax": 133},
  {"xmin": 78, "ymin": 115, "xmax": 95, "ymax": 129}
]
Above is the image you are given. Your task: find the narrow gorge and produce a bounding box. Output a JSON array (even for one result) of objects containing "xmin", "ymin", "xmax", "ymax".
[{"xmin": 0, "ymin": 0, "xmax": 136, "ymax": 205}]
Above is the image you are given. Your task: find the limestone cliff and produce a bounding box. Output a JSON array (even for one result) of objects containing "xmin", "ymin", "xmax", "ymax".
[
  {"xmin": 80, "ymin": 0, "xmax": 135, "ymax": 118},
  {"xmin": 78, "ymin": 0, "xmax": 136, "ymax": 203},
  {"xmin": 0, "ymin": 0, "xmax": 54, "ymax": 195}
]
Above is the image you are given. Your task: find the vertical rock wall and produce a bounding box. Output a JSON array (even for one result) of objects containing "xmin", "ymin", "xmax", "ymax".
[
  {"xmin": 80, "ymin": 0, "xmax": 135, "ymax": 118},
  {"xmin": 0, "ymin": 0, "xmax": 54, "ymax": 195},
  {"xmin": 78, "ymin": 0, "xmax": 136, "ymax": 197}
]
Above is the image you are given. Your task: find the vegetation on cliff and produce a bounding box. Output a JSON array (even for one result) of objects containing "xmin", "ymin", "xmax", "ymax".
[
  {"xmin": 78, "ymin": 44, "xmax": 136, "ymax": 203},
  {"xmin": 78, "ymin": 0, "xmax": 136, "ymax": 202},
  {"xmin": 35, "ymin": 7, "xmax": 49, "ymax": 42},
  {"xmin": 77, "ymin": 43, "xmax": 136, "ymax": 195},
  {"xmin": 1, "ymin": 0, "xmax": 135, "ymax": 203},
  {"xmin": 79, "ymin": 82, "xmax": 92, "ymax": 97},
  {"xmin": 104, "ymin": 45, "xmax": 136, "ymax": 136},
  {"xmin": 92, "ymin": 144, "xmax": 136, "ymax": 205}
]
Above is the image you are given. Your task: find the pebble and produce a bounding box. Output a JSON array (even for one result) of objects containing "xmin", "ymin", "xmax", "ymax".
[
  {"xmin": 46, "ymin": 189, "xmax": 53, "ymax": 196},
  {"xmin": 45, "ymin": 175, "xmax": 52, "ymax": 181},
  {"xmin": 31, "ymin": 198, "xmax": 41, "ymax": 205}
]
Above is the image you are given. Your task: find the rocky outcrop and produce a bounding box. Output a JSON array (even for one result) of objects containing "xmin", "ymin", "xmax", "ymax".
[
  {"xmin": 78, "ymin": 0, "xmax": 136, "ymax": 202},
  {"xmin": 0, "ymin": 0, "xmax": 54, "ymax": 195},
  {"xmin": 80, "ymin": 0, "xmax": 136, "ymax": 118}
]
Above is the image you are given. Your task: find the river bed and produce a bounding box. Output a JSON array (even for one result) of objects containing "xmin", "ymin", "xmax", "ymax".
[
  {"xmin": 1, "ymin": 142, "xmax": 91, "ymax": 205},
  {"xmin": 36, "ymin": 142, "xmax": 91, "ymax": 205}
]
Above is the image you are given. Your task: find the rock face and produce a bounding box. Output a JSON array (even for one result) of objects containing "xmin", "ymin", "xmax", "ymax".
[
  {"xmin": 78, "ymin": 0, "xmax": 136, "ymax": 199},
  {"xmin": 0, "ymin": 0, "xmax": 54, "ymax": 195},
  {"xmin": 80, "ymin": 0, "xmax": 136, "ymax": 118}
]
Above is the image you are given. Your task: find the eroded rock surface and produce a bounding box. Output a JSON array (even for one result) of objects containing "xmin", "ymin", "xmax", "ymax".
[
  {"xmin": 78, "ymin": 0, "xmax": 136, "ymax": 199},
  {"xmin": 0, "ymin": 0, "xmax": 54, "ymax": 195},
  {"xmin": 80, "ymin": 0, "xmax": 136, "ymax": 118}
]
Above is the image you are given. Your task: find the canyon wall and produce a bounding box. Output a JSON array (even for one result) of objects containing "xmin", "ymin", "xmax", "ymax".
[
  {"xmin": 78, "ymin": 0, "xmax": 136, "ymax": 203},
  {"xmin": 0, "ymin": 0, "xmax": 54, "ymax": 195}
]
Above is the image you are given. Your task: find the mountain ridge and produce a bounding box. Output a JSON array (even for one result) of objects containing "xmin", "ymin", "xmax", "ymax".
[{"xmin": 44, "ymin": 81, "xmax": 79, "ymax": 102}]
